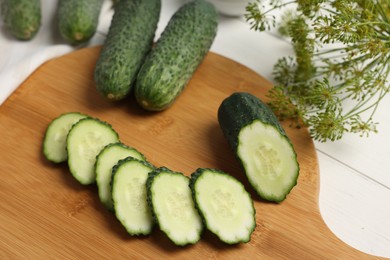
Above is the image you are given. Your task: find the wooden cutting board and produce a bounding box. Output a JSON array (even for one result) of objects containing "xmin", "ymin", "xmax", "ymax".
[{"xmin": 0, "ymin": 46, "xmax": 376, "ymax": 259}]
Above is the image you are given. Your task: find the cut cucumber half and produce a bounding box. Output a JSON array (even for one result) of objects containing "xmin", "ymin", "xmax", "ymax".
[
  {"xmin": 112, "ymin": 157, "xmax": 155, "ymax": 235},
  {"xmin": 237, "ymin": 120, "xmax": 299, "ymax": 201},
  {"xmin": 66, "ymin": 117, "xmax": 119, "ymax": 185},
  {"xmin": 43, "ymin": 112, "xmax": 88, "ymax": 163},
  {"xmin": 218, "ymin": 92, "xmax": 299, "ymax": 202},
  {"xmin": 190, "ymin": 168, "xmax": 256, "ymax": 244},
  {"xmin": 95, "ymin": 142, "xmax": 146, "ymax": 211},
  {"xmin": 146, "ymin": 167, "xmax": 203, "ymax": 246}
]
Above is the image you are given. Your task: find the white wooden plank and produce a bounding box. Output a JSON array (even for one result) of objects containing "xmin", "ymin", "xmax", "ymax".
[
  {"xmin": 318, "ymin": 152, "xmax": 390, "ymax": 257},
  {"xmin": 314, "ymin": 93, "xmax": 390, "ymax": 188}
]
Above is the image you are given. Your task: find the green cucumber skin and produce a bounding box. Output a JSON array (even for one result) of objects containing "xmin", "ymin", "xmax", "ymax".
[
  {"xmin": 94, "ymin": 0, "xmax": 161, "ymax": 101},
  {"xmin": 0, "ymin": 0, "xmax": 41, "ymax": 40},
  {"xmin": 217, "ymin": 92, "xmax": 299, "ymax": 202},
  {"xmin": 98, "ymin": 142, "xmax": 147, "ymax": 163},
  {"xmin": 111, "ymin": 156, "xmax": 154, "ymax": 192},
  {"xmin": 218, "ymin": 92, "xmax": 287, "ymax": 152},
  {"xmin": 134, "ymin": 0, "xmax": 218, "ymax": 111},
  {"xmin": 112, "ymin": 156, "xmax": 154, "ymax": 181},
  {"xmin": 57, "ymin": 0, "xmax": 104, "ymax": 45}
]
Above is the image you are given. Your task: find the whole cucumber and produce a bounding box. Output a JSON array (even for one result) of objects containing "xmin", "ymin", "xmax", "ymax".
[
  {"xmin": 134, "ymin": 0, "xmax": 218, "ymax": 111},
  {"xmin": 57, "ymin": 0, "xmax": 104, "ymax": 45},
  {"xmin": 0, "ymin": 0, "xmax": 41, "ymax": 40},
  {"xmin": 94, "ymin": 0, "xmax": 161, "ymax": 101}
]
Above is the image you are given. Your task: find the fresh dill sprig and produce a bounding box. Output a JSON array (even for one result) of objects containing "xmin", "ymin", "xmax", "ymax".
[{"xmin": 245, "ymin": 0, "xmax": 390, "ymax": 142}]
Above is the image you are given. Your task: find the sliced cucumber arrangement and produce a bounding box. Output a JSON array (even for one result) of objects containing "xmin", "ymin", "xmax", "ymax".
[
  {"xmin": 43, "ymin": 112, "xmax": 88, "ymax": 163},
  {"xmin": 147, "ymin": 167, "xmax": 203, "ymax": 246},
  {"xmin": 95, "ymin": 142, "xmax": 146, "ymax": 211},
  {"xmin": 190, "ymin": 168, "xmax": 256, "ymax": 244},
  {"xmin": 67, "ymin": 117, "xmax": 119, "ymax": 185},
  {"xmin": 112, "ymin": 157, "xmax": 155, "ymax": 235},
  {"xmin": 43, "ymin": 86, "xmax": 304, "ymax": 247},
  {"xmin": 218, "ymin": 92, "xmax": 299, "ymax": 202},
  {"xmin": 43, "ymin": 111, "xmax": 258, "ymax": 245}
]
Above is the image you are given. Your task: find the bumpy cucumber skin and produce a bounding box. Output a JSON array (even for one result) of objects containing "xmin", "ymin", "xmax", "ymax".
[
  {"xmin": 57, "ymin": 0, "xmax": 104, "ymax": 45},
  {"xmin": 134, "ymin": 0, "xmax": 218, "ymax": 111},
  {"xmin": 189, "ymin": 168, "xmax": 256, "ymax": 244},
  {"xmin": 0, "ymin": 0, "xmax": 41, "ymax": 40},
  {"xmin": 94, "ymin": 0, "xmax": 161, "ymax": 101},
  {"xmin": 111, "ymin": 156, "xmax": 154, "ymax": 181},
  {"xmin": 217, "ymin": 92, "xmax": 299, "ymax": 202},
  {"xmin": 97, "ymin": 142, "xmax": 147, "ymax": 163},
  {"xmin": 218, "ymin": 92, "xmax": 286, "ymax": 151}
]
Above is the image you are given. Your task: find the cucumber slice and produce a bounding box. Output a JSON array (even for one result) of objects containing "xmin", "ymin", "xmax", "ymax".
[
  {"xmin": 43, "ymin": 112, "xmax": 88, "ymax": 163},
  {"xmin": 218, "ymin": 92, "xmax": 299, "ymax": 202},
  {"xmin": 112, "ymin": 157, "xmax": 155, "ymax": 235},
  {"xmin": 95, "ymin": 142, "xmax": 146, "ymax": 211},
  {"xmin": 190, "ymin": 168, "xmax": 256, "ymax": 244},
  {"xmin": 146, "ymin": 167, "xmax": 203, "ymax": 246},
  {"xmin": 66, "ymin": 117, "xmax": 119, "ymax": 185}
]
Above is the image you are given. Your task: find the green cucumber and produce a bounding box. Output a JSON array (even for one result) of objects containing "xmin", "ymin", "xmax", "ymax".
[
  {"xmin": 0, "ymin": 0, "xmax": 41, "ymax": 40},
  {"xmin": 66, "ymin": 117, "xmax": 119, "ymax": 185},
  {"xmin": 146, "ymin": 167, "xmax": 203, "ymax": 246},
  {"xmin": 218, "ymin": 92, "xmax": 300, "ymax": 202},
  {"xmin": 57, "ymin": 0, "xmax": 104, "ymax": 45},
  {"xmin": 190, "ymin": 168, "xmax": 256, "ymax": 244},
  {"xmin": 111, "ymin": 157, "xmax": 155, "ymax": 236},
  {"xmin": 95, "ymin": 142, "xmax": 146, "ymax": 211},
  {"xmin": 134, "ymin": 0, "xmax": 218, "ymax": 111},
  {"xmin": 94, "ymin": 0, "xmax": 161, "ymax": 100},
  {"xmin": 43, "ymin": 112, "xmax": 88, "ymax": 163}
]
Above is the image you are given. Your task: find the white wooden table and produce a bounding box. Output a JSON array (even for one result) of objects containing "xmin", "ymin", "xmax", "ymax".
[{"xmin": 1, "ymin": 0, "xmax": 389, "ymax": 258}]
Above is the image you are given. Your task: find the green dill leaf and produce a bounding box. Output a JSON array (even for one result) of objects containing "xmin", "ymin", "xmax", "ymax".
[{"xmin": 246, "ymin": 0, "xmax": 390, "ymax": 141}]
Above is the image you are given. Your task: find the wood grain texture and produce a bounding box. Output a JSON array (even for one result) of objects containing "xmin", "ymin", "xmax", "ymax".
[{"xmin": 0, "ymin": 46, "xmax": 377, "ymax": 259}]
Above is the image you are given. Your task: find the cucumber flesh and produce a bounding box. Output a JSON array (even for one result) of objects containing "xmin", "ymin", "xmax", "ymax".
[
  {"xmin": 238, "ymin": 120, "xmax": 299, "ymax": 201},
  {"xmin": 147, "ymin": 167, "xmax": 203, "ymax": 246},
  {"xmin": 43, "ymin": 112, "xmax": 88, "ymax": 163},
  {"xmin": 95, "ymin": 142, "xmax": 146, "ymax": 211},
  {"xmin": 190, "ymin": 168, "xmax": 256, "ymax": 244},
  {"xmin": 112, "ymin": 157, "xmax": 155, "ymax": 235},
  {"xmin": 66, "ymin": 118, "xmax": 119, "ymax": 185}
]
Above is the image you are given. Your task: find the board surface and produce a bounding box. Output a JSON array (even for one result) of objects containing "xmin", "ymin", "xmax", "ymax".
[{"xmin": 0, "ymin": 46, "xmax": 375, "ymax": 259}]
